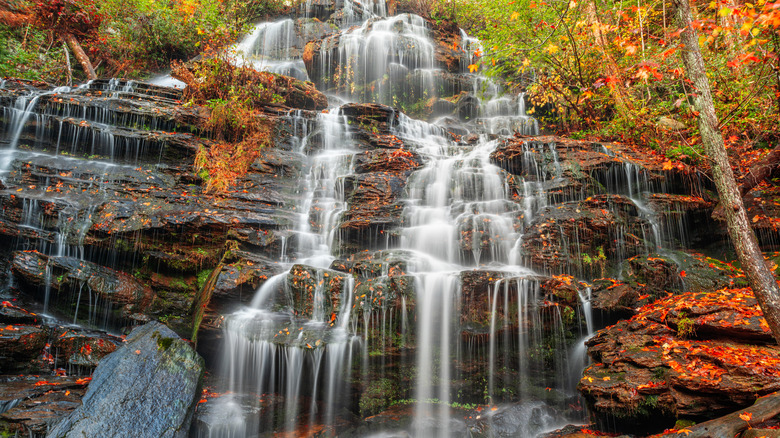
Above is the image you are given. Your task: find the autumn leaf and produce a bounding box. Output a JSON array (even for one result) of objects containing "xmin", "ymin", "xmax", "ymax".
[
  {"xmin": 739, "ymin": 411, "xmax": 752, "ymax": 422},
  {"xmin": 468, "ymin": 64, "xmax": 479, "ymax": 73},
  {"xmin": 662, "ymin": 160, "xmax": 674, "ymax": 170}
]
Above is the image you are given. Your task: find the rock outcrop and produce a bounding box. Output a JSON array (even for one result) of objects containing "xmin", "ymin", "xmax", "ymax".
[
  {"xmin": 579, "ymin": 288, "xmax": 779, "ymax": 434},
  {"xmin": 47, "ymin": 322, "xmax": 204, "ymax": 438}
]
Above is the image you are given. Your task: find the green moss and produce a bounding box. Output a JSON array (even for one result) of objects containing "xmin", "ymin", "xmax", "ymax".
[
  {"xmin": 359, "ymin": 378, "xmax": 399, "ymax": 417},
  {"xmin": 652, "ymin": 366, "xmax": 669, "ymax": 380},
  {"xmin": 157, "ymin": 336, "xmax": 175, "ymax": 350},
  {"xmin": 674, "ymin": 419, "xmax": 696, "ymax": 429},
  {"xmin": 196, "ymin": 268, "xmax": 215, "ymax": 290},
  {"xmin": 676, "ymin": 313, "xmax": 696, "ymax": 338}
]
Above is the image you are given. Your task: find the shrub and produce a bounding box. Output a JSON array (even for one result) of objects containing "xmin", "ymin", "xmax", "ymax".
[{"xmin": 173, "ymin": 57, "xmax": 282, "ymax": 192}]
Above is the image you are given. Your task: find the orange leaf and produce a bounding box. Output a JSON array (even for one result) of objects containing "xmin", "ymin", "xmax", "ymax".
[{"xmin": 739, "ymin": 412, "xmax": 753, "ymax": 422}]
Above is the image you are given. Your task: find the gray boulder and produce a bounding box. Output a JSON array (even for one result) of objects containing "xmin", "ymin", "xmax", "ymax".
[{"xmin": 47, "ymin": 322, "xmax": 204, "ymax": 438}]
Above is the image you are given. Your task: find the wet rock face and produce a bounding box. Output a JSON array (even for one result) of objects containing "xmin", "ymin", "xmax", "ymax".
[
  {"xmin": 12, "ymin": 250, "xmax": 154, "ymax": 327},
  {"xmin": 0, "ymin": 301, "xmax": 39, "ymax": 325},
  {"xmin": 0, "ymin": 79, "xmax": 305, "ymax": 325},
  {"xmin": 579, "ymin": 288, "xmax": 779, "ymax": 433},
  {"xmin": 521, "ymin": 195, "xmax": 649, "ymax": 279},
  {"xmin": 0, "ymin": 318, "xmax": 122, "ymax": 376},
  {"xmin": 287, "ymin": 264, "xmax": 349, "ymax": 320},
  {"xmin": 338, "ymin": 172, "xmax": 409, "ymax": 253},
  {"xmin": 0, "ymin": 325, "xmax": 47, "ymax": 373},
  {"xmin": 590, "ymin": 252, "xmax": 745, "ymax": 317},
  {"xmin": 0, "ymin": 376, "xmax": 90, "ymax": 436},
  {"xmin": 48, "ymin": 322, "xmax": 204, "ymax": 438},
  {"xmin": 458, "ymin": 270, "xmax": 581, "ymax": 333},
  {"xmin": 52, "ymin": 328, "xmax": 120, "ymax": 369}
]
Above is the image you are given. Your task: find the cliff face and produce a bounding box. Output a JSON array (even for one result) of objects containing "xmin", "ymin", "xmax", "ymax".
[{"xmin": 1, "ymin": 2, "xmax": 779, "ymax": 437}]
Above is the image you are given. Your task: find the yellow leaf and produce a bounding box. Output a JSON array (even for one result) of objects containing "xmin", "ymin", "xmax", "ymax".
[
  {"xmin": 510, "ymin": 11, "xmax": 521, "ymax": 20},
  {"xmin": 468, "ymin": 64, "xmax": 479, "ymax": 73},
  {"xmin": 662, "ymin": 160, "xmax": 674, "ymax": 170},
  {"xmin": 545, "ymin": 44, "xmax": 559, "ymax": 55},
  {"xmin": 718, "ymin": 7, "xmax": 732, "ymax": 16},
  {"xmin": 602, "ymin": 376, "xmax": 611, "ymax": 381}
]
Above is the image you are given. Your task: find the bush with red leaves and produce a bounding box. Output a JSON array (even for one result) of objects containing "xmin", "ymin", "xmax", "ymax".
[{"xmin": 33, "ymin": 0, "xmax": 102, "ymax": 38}]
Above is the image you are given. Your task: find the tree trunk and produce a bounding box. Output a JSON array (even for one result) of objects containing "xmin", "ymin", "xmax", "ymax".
[
  {"xmin": 62, "ymin": 42, "xmax": 72, "ymax": 87},
  {"xmin": 662, "ymin": 391, "xmax": 780, "ymax": 437},
  {"xmin": 63, "ymin": 33, "xmax": 97, "ymax": 81},
  {"xmin": 673, "ymin": 0, "xmax": 780, "ymax": 344}
]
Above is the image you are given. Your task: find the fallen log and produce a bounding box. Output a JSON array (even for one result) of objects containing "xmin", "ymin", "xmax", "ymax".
[
  {"xmin": 63, "ymin": 33, "xmax": 97, "ymax": 80},
  {"xmin": 664, "ymin": 391, "xmax": 780, "ymax": 437}
]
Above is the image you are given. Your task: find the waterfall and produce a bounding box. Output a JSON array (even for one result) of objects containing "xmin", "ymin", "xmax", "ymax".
[
  {"xmin": 0, "ymin": 1, "xmax": 691, "ymax": 436},
  {"xmin": 189, "ymin": 3, "xmax": 614, "ymax": 436},
  {"xmin": 0, "ymin": 79, "xmax": 187, "ymax": 330}
]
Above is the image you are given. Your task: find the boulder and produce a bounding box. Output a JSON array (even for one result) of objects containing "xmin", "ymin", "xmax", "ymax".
[
  {"xmin": 47, "ymin": 322, "xmax": 204, "ymax": 438},
  {"xmin": 468, "ymin": 401, "xmax": 565, "ymax": 438}
]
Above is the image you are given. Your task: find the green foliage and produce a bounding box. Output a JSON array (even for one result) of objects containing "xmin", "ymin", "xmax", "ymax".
[
  {"xmin": 93, "ymin": 0, "xmax": 243, "ymax": 75},
  {"xmin": 446, "ymin": 0, "xmax": 780, "ymax": 157},
  {"xmin": 676, "ymin": 313, "xmax": 697, "ymax": 338},
  {"xmin": 0, "ymin": 10, "xmax": 70, "ymax": 82},
  {"xmin": 233, "ymin": 0, "xmax": 298, "ymax": 22},
  {"xmin": 0, "ymin": 0, "xmax": 268, "ymax": 81},
  {"xmin": 173, "ymin": 57, "xmax": 282, "ymax": 191},
  {"xmin": 359, "ymin": 378, "xmax": 398, "ymax": 416}
]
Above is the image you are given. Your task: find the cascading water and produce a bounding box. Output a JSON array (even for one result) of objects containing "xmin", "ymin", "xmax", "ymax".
[
  {"xmin": 195, "ymin": 4, "xmax": 600, "ymax": 437},
  {"xmin": 0, "ymin": 1, "xmax": 704, "ymax": 436},
  {"xmin": 0, "ymin": 79, "xmax": 191, "ymax": 330}
]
